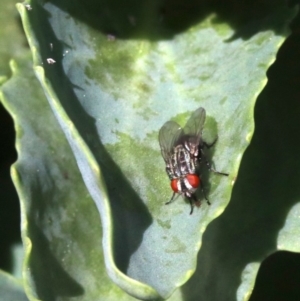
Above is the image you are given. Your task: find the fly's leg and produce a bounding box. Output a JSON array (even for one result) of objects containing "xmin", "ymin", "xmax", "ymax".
[
  {"xmin": 165, "ymin": 192, "xmax": 176, "ymax": 205},
  {"xmin": 200, "ymin": 180, "xmax": 211, "ymax": 205},
  {"xmin": 201, "ymin": 137, "xmax": 229, "ymax": 176},
  {"xmin": 189, "ymin": 194, "xmax": 198, "ymax": 215},
  {"xmin": 197, "ymin": 137, "xmax": 218, "ymax": 165},
  {"xmin": 189, "ymin": 198, "xmax": 194, "ymax": 215},
  {"xmin": 203, "ymin": 136, "xmax": 218, "ymax": 149},
  {"xmin": 200, "ymin": 148, "xmax": 229, "ymax": 176},
  {"xmin": 189, "ymin": 194, "xmax": 204, "ymax": 215}
]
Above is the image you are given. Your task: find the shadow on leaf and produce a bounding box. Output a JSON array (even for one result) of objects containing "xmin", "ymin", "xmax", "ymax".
[
  {"xmin": 26, "ymin": 5, "xmax": 153, "ymax": 276},
  {"xmin": 29, "ymin": 221, "xmax": 84, "ymax": 299},
  {"xmin": 45, "ymin": 0, "xmax": 292, "ymax": 40},
  {"xmin": 181, "ymin": 15, "xmax": 300, "ymax": 301}
]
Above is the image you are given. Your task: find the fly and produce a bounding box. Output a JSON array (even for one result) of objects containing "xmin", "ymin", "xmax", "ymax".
[{"xmin": 158, "ymin": 107, "xmax": 228, "ymax": 215}]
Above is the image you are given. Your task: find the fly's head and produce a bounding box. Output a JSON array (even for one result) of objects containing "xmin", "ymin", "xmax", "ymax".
[{"xmin": 170, "ymin": 174, "xmax": 200, "ymax": 196}]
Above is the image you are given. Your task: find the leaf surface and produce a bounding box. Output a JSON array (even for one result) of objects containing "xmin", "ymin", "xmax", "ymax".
[
  {"xmin": 6, "ymin": 1, "xmax": 298, "ymax": 300},
  {"xmin": 1, "ymin": 57, "xmax": 138, "ymax": 301},
  {"xmin": 0, "ymin": 271, "xmax": 28, "ymax": 301}
]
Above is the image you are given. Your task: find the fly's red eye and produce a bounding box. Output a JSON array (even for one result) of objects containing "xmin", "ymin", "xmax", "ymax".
[
  {"xmin": 186, "ymin": 174, "xmax": 200, "ymax": 188},
  {"xmin": 171, "ymin": 179, "xmax": 179, "ymax": 192}
]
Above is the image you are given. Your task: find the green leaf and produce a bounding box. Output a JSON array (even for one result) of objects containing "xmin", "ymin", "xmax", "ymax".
[
  {"xmin": 15, "ymin": 0, "xmax": 297, "ymax": 300},
  {"xmin": 10, "ymin": 243, "xmax": 24, "ymax": 279},
  {"xmin": 0, "ymin": 58, "xmax": 138, "ymax": 301},
  {"xmin": 180, "ymin": 19, "xmax": 300, "ymax": 300},
  {"xmin": 0, "ymin": 271, "xmax": 28, "ymax": 301},
  {"xmin": 0, "ymin": 0, "xmax": 28, "ymax": 78}
]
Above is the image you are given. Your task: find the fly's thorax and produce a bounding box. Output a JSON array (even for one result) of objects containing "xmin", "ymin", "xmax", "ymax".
[
  {"xmin": 182, "ymin": 135, "xmax": 201, "ymax": 157},
  {"xmin": 166, "ymin": 161, "xmax": 181, "ymax": 179},
  {"xmin": 174, "ymin": 144, "xmax": 197, "ymax": 176},
  {"xmin": 166, "ymin": 165, "xmax": 177, "ymax": 180}
]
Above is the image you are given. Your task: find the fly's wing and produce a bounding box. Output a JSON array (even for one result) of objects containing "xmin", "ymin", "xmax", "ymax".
[
  {"xmin": 183, "ymin": 107, "xmax": 206, "ymax": 146},
  {"xmin": 159, "ymin": 120, "xmax": 183, "ymax": 163}
]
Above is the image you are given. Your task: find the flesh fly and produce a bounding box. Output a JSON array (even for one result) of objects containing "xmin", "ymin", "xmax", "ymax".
[{"xmin": 159, "ymin": 107, "xmax": 228, "ymax": 214}]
